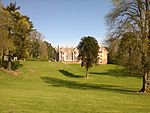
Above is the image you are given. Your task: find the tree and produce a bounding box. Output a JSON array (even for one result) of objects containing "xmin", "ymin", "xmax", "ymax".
[
  {"xmin": 45, "ymin": 41, "xmax": 56, "ymax": 61},
  {"xmin": 0, "ymin": 2, "xmax": 33, "ymax": 70},
  {"xmin": 77, "ymin": 36, "xmax": 99, "ymax": 78},
  {"xmin": 39, "ymin": 40, "xmax": 48, "ymax": 59},
  {"xmin": 106, "ymin": 0, "xmax": 150, "ymax": 92},
  {"xmin": 105, "ymin": 36, "xmax": 120, "ymax": 64},
  {"xmin": 4, "ymin": 2, "xmax": 33, "ymax": 60},
  {"xmin": 29, "ymin": 30, "xmax": 47, "ymax": 59},
  {"xmin": 32, "ymin": 39, "xmax": 40, "ymax": 58},
  {"xmin": 0, "ymin": 2, "xmax": 15, "ymax": 70},
  {"xmin": 118, "ymin": 32, "xmax": 141, "ymax": 75}
]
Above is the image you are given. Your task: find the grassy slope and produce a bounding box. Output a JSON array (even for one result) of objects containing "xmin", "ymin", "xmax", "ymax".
[{"xmin": 0, "ymin": 61, "xmax": 149, "ymax": 113}]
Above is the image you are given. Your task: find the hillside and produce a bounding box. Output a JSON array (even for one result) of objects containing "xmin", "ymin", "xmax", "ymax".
[{"xmin": 0, "ymin": 61, "xmax": 149, "ymax": 113}]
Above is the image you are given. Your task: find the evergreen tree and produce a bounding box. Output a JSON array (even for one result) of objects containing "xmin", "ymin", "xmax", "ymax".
[
  {"xmin": 4, "ymin": 2, "xmax": 33, "ymax": 60},
  {"xmin": 77, "ymin": 36, "xmax": 99, "ymax": 78}
]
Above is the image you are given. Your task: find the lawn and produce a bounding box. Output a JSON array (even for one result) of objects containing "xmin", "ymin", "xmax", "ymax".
[{"xmin": 0, "ymin": 61, "xmax": 150, "ymax": 113}]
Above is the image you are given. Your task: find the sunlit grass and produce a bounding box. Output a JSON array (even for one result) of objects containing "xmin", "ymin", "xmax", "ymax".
[{"xmin": 0, "ymin": 61, "xmax": 149, "ymax": 113}]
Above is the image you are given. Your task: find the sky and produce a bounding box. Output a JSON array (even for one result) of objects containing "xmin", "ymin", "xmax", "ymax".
[{"xmin": 2, "ymin": 0, "xmax": 112, "ymax": 47}]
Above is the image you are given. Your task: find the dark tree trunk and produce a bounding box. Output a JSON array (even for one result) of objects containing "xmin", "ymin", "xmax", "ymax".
[
  {"xmin": 129, "ymin": 47, "xmax": 132, "ymax": 76},
  {"xmin": 1, "ymin": 49, "xmax": 5, "ymax": 67},
  {"xmin": 1, "ymin": 53, "xmax": 4, "ymax": 66},
  {"xmin": 139, "ymin": 75, "xmax": 146, "ymax": 93},
  {"xmin": 86, "ymin": 68, "xmax": 88, "ymax": 78},
  {"xmin": 7, "ymin": 60, "xmax": 11, "ymax": 71},
  {"xmin": 139, "ymin": 71, "xmax": 150, "ymax": 93},
  {"xmin": 7, "ymin": 52, "xmax": 11, "ymax": 71},
  {"xmin": 145, "ymin": 71, "xmax": 150, "ymax": 92}
]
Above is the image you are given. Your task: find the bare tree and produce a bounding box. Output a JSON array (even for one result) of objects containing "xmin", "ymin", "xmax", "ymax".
[{"xmin": 106, "ymin": 0, "xmax": 150, "ymax": 93}]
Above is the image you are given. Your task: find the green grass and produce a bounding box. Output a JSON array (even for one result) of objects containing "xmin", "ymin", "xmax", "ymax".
[{"xmin": 0, "ymin": 61, "xmax": 150, "ymax": 113}]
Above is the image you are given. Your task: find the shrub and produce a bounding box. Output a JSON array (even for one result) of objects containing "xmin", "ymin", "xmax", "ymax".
[
  {"xmin": 25, "ymin": 58, "xmax": 39, "ymax": 61},
  {"xmin": 1, "ymin": 60, "xmax": 21, "ymax": 70}
]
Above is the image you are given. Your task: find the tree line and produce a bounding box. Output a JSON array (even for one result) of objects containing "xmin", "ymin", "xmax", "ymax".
[
  {"xmin": 0, "ymin": 2, "xmax": 56, "ymax": 70},
  {"xmin": 106, "ymin": 0, "xmax": 150, "ymax": 93}
]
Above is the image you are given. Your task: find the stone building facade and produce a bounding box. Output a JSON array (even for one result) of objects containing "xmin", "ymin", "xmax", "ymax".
[
  {"xmin": 57, "ymin": 45, "xmax": 107, "ymax": 64},
  {"xmin": 58, "ymin": 47, "xmax": 79, "ymax": 62},
  {"xmin": 98, "ymin": 45, "xmax": 107, "ymax": 64}
]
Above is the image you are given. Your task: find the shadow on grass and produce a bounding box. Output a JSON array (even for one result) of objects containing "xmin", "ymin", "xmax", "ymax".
[
  {"xmin": 89, "ymin": 69, "xmax": 142, "ymax": 78},
  {"xmin": 41, "ymin": 76, "xmax": 136, "ymax": 94},
  {"xmin": 59, "ymin": 69, "xmax": 84, "ymax": 78}
]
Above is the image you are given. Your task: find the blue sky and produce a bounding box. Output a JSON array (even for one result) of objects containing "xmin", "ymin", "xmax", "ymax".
[{"xmin": 3, "ymin": 0, "xmax": 112, "ymax": 47}]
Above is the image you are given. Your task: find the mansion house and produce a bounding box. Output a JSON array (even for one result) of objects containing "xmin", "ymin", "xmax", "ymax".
[{"xmin": 56, "ymin": 44, "xmax": 107, "ymax": 64}]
